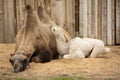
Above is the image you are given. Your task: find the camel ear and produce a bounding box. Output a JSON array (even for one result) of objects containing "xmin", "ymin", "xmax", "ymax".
[{"xmin": 10, "ymin": 53, "xmax": 15, "ymax": 57}]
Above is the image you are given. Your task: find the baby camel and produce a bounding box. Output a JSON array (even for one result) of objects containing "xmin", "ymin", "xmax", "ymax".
[{"xmin": 51, "ymin": 26, "xmax": 110, "ymax": 59}]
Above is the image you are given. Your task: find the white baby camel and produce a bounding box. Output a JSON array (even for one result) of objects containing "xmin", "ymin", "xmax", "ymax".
[{"xmin": 51, "ymin": 26, "xmax": 110, "ymax": 59}]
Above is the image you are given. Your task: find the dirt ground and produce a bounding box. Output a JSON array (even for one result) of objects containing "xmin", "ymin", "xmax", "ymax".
[{"xmin": 0, "ymin": 44, "xmax": 120, "ymax": 80}]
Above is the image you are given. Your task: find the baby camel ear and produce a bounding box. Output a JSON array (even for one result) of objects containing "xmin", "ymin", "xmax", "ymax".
[{"xmin": 62, "ymin": 28, "xmax": 72, "ymax": 42}]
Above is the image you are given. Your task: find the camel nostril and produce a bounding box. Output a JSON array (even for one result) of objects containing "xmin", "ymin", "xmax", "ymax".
[
  {"xmin": 14, "ymin": 64, "xmax": 21, "ymax": 73},
  {"xmin": 13, "ymin": 60, "xmax": 23, "ymax": 73}
]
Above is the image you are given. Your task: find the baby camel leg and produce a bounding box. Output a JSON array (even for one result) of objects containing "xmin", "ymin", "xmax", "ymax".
[{"xmin": 63, "ymin": 49, "xmax": 85, "ymax": 59}]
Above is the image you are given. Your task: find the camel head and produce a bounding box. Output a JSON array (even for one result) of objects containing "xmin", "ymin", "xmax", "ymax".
[{"xmin": 9, "ymin": 53, "xmax": 29, "ymax": 73}]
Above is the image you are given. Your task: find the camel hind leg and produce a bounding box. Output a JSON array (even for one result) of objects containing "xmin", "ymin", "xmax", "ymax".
[{"xmin": 89, "ymin": 44, "xmax": 105, "ymax": 58}]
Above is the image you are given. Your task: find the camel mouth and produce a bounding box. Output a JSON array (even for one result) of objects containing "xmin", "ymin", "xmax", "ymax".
[{"xmin": 10, "ymin": 58, "xmax": 29, "ymax": 73}]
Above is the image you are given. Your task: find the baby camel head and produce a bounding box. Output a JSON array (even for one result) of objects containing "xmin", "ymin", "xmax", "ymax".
[{"xmin": 51, "ymin": 26, "xmax": 66, "ymax": 41}]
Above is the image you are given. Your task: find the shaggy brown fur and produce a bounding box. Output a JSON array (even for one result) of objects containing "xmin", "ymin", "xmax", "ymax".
[{"xmin": 9, "ymin": 5, "xmax": 59, "ymax": 73}]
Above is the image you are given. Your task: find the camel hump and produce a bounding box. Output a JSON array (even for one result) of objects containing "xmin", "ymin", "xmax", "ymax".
[
  {"xmin": 25, "ymin": 4, "xmax": 33, "ymax": 13},
  {"xmin": 37, "ymin": 6, "xmax": 44, "ymax": 16},
  {"xmin": 38, "ymin": 6, "xmax": 43, "ymax": 12}
]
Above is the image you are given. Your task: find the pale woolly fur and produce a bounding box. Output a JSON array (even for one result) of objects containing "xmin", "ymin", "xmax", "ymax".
[{"xmin": 51, "ymin": 26, "xmax": 110, "ymax": 59}]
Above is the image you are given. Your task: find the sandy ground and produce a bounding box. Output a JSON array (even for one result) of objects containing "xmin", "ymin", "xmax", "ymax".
[{"xmin": 0, "ymin": 44, "xmax": 120, "ymax": 80}]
